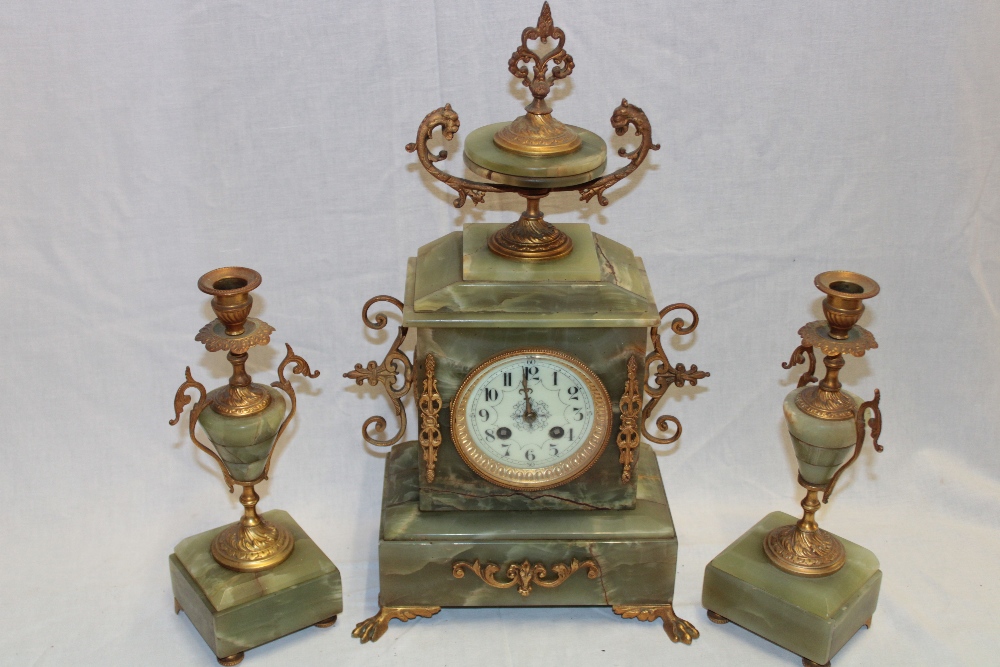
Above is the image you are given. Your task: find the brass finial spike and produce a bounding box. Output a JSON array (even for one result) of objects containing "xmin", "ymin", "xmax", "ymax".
[{"xmin": 494, "ymin": 3, "xmax": 581, "ymax": 157}]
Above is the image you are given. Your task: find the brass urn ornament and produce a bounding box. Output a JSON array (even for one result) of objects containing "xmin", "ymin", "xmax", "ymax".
[
  {"xmin": 168, "ymin": 267, "xmax": 342, "ymax": 665},
  {"xmin": 703, "ymin": 271, "xmax": 885, "ymax": 667},
  {"xmin": 348, "ymin": 4, "xmax": 706, "ymax": 646},
  {"xmin": 407, "ymin": 1, "xmax": 660, "ymax": 261}
]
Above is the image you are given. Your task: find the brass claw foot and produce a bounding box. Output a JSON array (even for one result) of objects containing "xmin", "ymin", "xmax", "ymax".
[
  {"xmin": 351, "ymin": 605, "xmax": 442, "ymax": 644},
  {"xmin": 612, "ymin": 604, "xmax": 700, "ymax": 644},
  {"xmin": 217, "ymin": 653, "xmax": 244, "ymax": 666},
  {"xmin": 315, "ymin": 615, "xmax": 337, "ymax": 628},
  {"xmin": 706, "ymin": 610, "xmax": 729, "ymax": 624}
]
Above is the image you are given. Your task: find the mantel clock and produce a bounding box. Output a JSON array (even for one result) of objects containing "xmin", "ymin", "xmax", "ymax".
[{"xmin": 346, "ymin": 4, "xmax": 708, "ymax": 644}]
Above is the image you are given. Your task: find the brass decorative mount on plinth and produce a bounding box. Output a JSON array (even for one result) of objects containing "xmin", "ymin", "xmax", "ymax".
[
  {"xmin": 767, "ymin": 271, "xmax": 885, "ymax": 577},
  {"xmin": 405, "ymin": 3, "xmax": 660, "ymax": 261},
  {"xmin": 170, "ymin": 267, "xmax": 320, "ymax": 573}
]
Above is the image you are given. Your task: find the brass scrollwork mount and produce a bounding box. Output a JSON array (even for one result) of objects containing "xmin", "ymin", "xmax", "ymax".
[
  {"xmin": 344, "ymin": 295, "xmax": 413, "ymax": 448},
  {"xmin": 452, "ymin": 557, "xmax": 600, "ymax": 597},
  {"xmin": 643, "ymin": 304, "xmax": 710, "ymax": 446}
]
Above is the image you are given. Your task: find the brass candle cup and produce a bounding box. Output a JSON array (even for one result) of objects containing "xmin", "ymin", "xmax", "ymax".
[
  {"xmin": 766, "ymin": 271, "xmax": 884, "ymax": 577},
  {"xmin": 171, "ymin": 267, "xmax": 319, "ymax": 573},
  {"xmin": 198, "ymin": 266, "xmax": 262, "ymax": 336},
  {"xmin": 815, "ymin": 270, "xmax": 879, "ymax": 340}
]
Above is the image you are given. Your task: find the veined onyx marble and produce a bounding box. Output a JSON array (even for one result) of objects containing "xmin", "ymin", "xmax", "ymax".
[
  {"xmin": 702, "ymin": 512, "xmax": 880, "ymax": 665},
  {"xmin": 378, "ymin": 442, "xmax": 678, "ymax": 608},
  {"xmin": 415, "ymin": 325, "xmax": 646, "ymax": 511},
  {"xmin": 170, "ymin": 510, "xmax": 342, "ymax": 660},
  {"xmin": 404, "ymin": 227, "xmax": 660, "ymax": 328}
]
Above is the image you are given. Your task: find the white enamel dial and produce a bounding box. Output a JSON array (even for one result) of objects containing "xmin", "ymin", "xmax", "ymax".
[{"xmin": 450, "ymin": 348, "xmax": 612, "ymax": 490}]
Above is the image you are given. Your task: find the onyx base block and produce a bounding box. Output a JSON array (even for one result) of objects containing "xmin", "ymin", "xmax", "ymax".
[
  {"xmin": 170, "ymin": 510, "xmax": 343, "ymax": 663},
  {"xmin": 377, "ymin": 441, "xmax": 679, "ymax": 608},
  {"xmin": 702, "ymin": 512, "xmax": 880, "ymax": 666}
]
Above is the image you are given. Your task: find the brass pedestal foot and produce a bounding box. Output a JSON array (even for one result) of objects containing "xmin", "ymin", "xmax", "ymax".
[
  {"xmin": 706, "ymin": 610, "xmax": 729, "ymax": 624},
  {"xmin": 315, "ymin": 615, "xmax": 338, "ymax": 628},
  {"xmin": 612, "ymin": 604, "xmax": 700, "ymax": 644},
  {"xmin": 802, "ymin": 659, "xmax": 830, "ymax": 667},
  {"xmin": 352, "ymin": 605, "xmax": 442, "ymax": 644},
  {"xmin": 174, "ymin": 598, "xmax": 182, "ymax": 615},
  {"xmin": 217, "ymin": 653, "xmax": 244, "ymax": 666}
]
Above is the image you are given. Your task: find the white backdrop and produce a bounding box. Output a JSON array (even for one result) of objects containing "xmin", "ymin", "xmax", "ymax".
[{"xmin": 2, "ymin": 1, "xmax": 998, "ymax": 665}]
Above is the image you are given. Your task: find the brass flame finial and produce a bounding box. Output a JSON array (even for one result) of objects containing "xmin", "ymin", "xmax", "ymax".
[{"xmin": 493, "ymin": 3, "xmax": 581, "ymax": 157}]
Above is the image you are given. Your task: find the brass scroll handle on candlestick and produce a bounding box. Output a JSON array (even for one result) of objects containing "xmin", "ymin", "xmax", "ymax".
[
  {"xmin": 170, "ymin": 369, "xmax": 231, "ymax": 489},
  {"xmin": 642, "ymin": 304, "xmax": 710, "ymax": 446},
  {"xmin": 823, "ymin": 389, "xmax": 884, "ymax": 502},
  {"xmin": 169, "ymin": 344, "xmax": 319, "ymax": 492},
  {"xmin": 782, "ymin": 344, "xmax": 818, "ymax": 388},
  {"xmin": 344, "ymin": 295, "xmax": 414, "ymax": 447}
]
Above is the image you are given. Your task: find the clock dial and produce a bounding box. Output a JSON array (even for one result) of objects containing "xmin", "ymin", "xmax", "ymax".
[{"xmin": 451, "ymin": 348, "xmax": 612, "ymax": 490}]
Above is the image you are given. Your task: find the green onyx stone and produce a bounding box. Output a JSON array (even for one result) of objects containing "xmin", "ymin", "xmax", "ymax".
[
  {"xmin": 702, "ymin": 511, "xmax": 880, "ymax": 665},
  {"xmin": 414, "ymin": 325, "xmax": 645, "ymax": 511},
  {"xmin": 378, "ymin": 442, "xmax": 678, "ymax": 607},
  {"xmin": 463, "ymin": 123, "xmax": 607, "ymax": 188},
  {"xmin": 784, "ymin": 388, "xmax": 861, "ymax": 486},
  {"xmin": 406, "ymin": 227, "xmax": 660, "ymax": 328},
  {"xmin": 170, "ymin": 510, "xmax": 343, "ymax": 661},
  {"xmin": 197, "ymin": 386, "xmax": 286, "ymax": 482}
]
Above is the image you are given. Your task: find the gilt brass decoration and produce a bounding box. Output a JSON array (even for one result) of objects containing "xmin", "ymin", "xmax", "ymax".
[
  {"xmin": 196, "ymin": 318, "xmax": 275, "ymax": 355},
  {"xmin": 612, "ymin": 604, "xmax": 700, "ymax": 644},
  {"xmin": 782, "ymin": 344, "xmax": 818, "ymax": 388},
  {"xmin": 210, "ymin": 484, "xmax": 295, "ymax": 572},
  {"xmin": 617, "ymin": 356, "xmax": 641, "ymax": 483},
  {"xmin": 170, "ymin": 267, "xmax": 320, "ymax": 573},
  {"xmin": 577, "ymin": 100, "xmax": 661, "ymax": 206},
  {"xmin": 643, "ymin": 304, "xmax": 710, "ymax": 445},
  {"xmin": 418, "ymin": 354, "xmax": 443, "ymax": 483},
  {"xmin": 765, "ymin": 271, "xmax": 885, "ymax": 578},
  {"xmin": 407, "ymin": 92, "xmax": 659, "ymax": 260},
  {"xmin": 452, "ymin": 558, "xmax": 600, "ymax": 597},
  {"xmin": 344, "ymin": 295, "xmax": 413, "ymax": 447},
  {"xmin": 449, "ymin": 347, "xmax": 612, "ymax": 491},
  {"xmin": 351, "ymin": 606, "xmax": 442, "ymax": 644},
  {"xmin": 493, "ymin": 2, "xmax": 581, "ymax": 157}
]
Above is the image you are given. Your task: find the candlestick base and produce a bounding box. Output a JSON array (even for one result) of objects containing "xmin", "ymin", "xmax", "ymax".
[
  {"xmin": 170, "ymin": 510, "xmax": 342, "ymax": 663},
  {"xmin": 702, "ymin": 512, "xmax": 880, "ymax": 666}
]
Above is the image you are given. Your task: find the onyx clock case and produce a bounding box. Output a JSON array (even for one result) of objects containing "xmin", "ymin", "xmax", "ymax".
[{"xmin": 344, "ymin": 3, "xmax": 708, "ymax": 646}]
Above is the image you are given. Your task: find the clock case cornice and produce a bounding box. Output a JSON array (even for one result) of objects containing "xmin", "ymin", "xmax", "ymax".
[{"xmin": 402, "ymin": 223, "xmax": 660, "ymax": 329}]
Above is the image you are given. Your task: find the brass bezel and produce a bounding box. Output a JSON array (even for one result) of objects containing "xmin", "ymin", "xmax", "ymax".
[{"xmin": 450, "ymin": 347, "xmax": 612, "ymax": 491}]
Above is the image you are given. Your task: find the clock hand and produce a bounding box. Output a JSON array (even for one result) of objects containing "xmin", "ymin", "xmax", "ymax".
[{"xmin": 520, "ymin": 372, "xmax": 537, "ymax": 424}]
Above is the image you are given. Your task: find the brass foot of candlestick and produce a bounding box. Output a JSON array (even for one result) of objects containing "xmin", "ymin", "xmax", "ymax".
[
  {"xmin": 314, "ymin": 615, "xmax": 338, "ymax": 628},
  {"xmin": 763, "ymin": 476, "xmax": 846, "ymax": 577},
  {"xmin": 210, "ymin": 484, "xmax": 294, "ymax": 572},
  {"xmin": 217, "ymin": 653, "xmax": 244, "ymax": 666},
  {"xmin": 706, "ymin": 610, "xmax": 729, "ymax": 624}
]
